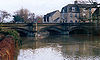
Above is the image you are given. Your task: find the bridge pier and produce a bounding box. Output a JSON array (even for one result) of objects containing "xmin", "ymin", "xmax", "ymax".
[
  {"xmin": 61, "ymin": 31, "xmax": 69, "ymax": 35},
  {"xmin": 27, "ymin": 32, "xmax": 35, "ymax": 37}
]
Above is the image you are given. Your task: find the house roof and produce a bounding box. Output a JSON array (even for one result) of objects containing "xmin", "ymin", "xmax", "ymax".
[
  {"xmin": 61, "ymin": 3, "xmax": 98, "ymax": 13},
  {"xmin": 46, "ymin": 10, "xmax": 59, "ymax": 17},
  {"xmin": 54, "ymin": 17, "xmax": 60, "ymax": 22},
  {"xmin": 61, "ymin": 4, "xmax": 80, "ymax": 13}
]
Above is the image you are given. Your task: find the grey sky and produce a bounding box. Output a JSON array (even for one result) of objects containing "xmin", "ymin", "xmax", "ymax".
[{"xmin": 0, "ymin": 0, "xmax": 99, "ymax": 15}]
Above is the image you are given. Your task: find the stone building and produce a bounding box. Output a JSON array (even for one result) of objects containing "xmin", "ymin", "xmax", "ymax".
[
  {"xmin": 43, "ymin": 1, "xmax": 97, "ymax": 23},
  {"xmin": 61, "ymin": 1, "xmax": 97, "ymax": 23},
  {"xmin": 92, "ymin": 8, "xmax": 100, "ymax": 23},
  {"xmin": 61, "ymin": 3, "xmax": 80, "ymax": 23},
  {"xmin": 43, "ymin": 10, "xmax": 61, "ymax": 23}
]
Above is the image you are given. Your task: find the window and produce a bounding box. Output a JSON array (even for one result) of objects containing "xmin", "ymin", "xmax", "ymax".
[
  {"xmin": 64, "ymin": 8, "xmax": 67, "ymax": 13},
  {"xmin": 75, "ymin": 20, "xmax": 77, "ymax": 23},
  {"xmin": 72, "ymin": 7, "xmax": 75, "ymax": 12},
  {"xmin": 44, "ymin": 16, "xmax": 46, "ymax": 22},
  {"xmin": 47, "ymin": 16, "xmax": 49, "ymax": 22},
  {"xmin": 79, "ymin": 13, "xmax": 80, "ymax": 18},
  {"xmin": 89, "ymin": 8, "xmax": 91, "ymax": 18},
  {"xmin": 79, "ymin": 20, "xmax": 80, "ymax": 23},
  {"xmin": 69, "ymin": 7, "xmax": 72, "ymax": 12},
  {"xmin": 70, "ymin": 13, "xmax": 73, "ymax": 18},
  {"xmin": 75, "ymin": 13, "xmax": 77, "ymax": 18},
  {"xmin": 63, "ymin": 9, "xmax": 65, "ymax": 13},
  {"xmin": 70, "ymin": 20, "xmax": 73, "ymax": 23}
]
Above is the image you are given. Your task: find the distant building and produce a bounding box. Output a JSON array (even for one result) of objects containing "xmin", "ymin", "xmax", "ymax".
[
  {"xmin": 43, "ymin": 10, "xmax": 61, "ymax": 23},
  {"xmin": 79, "ymin": 4, "xmax": 96, "ymax": 22},
  {"xmin": 92, "ymin": 8, "xmax": 100, "ymax": 23},
  {"xmin": 61, "ymin": 3, "xmax": 80, "ymax": 23},
  {"xmin": 43, "ymin": 1, "xmax": 97, "ymax": 23},
  {"xmin": 61, "ymin": 1, "xmax": 97, "ymax": 23}
]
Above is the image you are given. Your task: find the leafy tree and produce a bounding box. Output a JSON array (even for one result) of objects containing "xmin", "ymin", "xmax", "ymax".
[{"xmin": 13, "ymin": 15, "xmax": 24, "ymax": 23}]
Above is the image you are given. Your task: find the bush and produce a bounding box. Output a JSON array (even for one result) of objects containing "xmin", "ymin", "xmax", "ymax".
[
  {"xmin": 0, "ymin": 29, "xmax": 22, "ymax": 48},
  {"xmin": 1, "ymin": 29, "xmax": 19, "ymax": 40}
]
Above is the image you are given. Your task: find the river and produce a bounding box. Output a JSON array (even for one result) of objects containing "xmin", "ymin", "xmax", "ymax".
[{"xmin": 16, "ymin": 35, "xmax": 100, "ymax": 60}]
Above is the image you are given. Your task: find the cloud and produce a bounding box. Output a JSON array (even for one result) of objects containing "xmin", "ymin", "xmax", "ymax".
[{"xmin": 0, "ymin": 0, "xmax": 79, "ymax": 15}]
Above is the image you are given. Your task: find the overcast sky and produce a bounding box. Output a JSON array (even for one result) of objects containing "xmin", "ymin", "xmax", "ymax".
[{"xmin": 0, "ymin": 0, "xmax": 100, "ymax": 15}]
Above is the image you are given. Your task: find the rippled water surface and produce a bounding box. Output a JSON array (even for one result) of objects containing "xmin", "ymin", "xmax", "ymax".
[{"xmin": 17, "ymin": 35, "xmax": 100, "ymax": 60}]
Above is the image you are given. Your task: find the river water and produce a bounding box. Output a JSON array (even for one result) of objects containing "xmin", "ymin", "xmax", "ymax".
[{"xmin": 16, "ymin": 35, "xmax": 100, "ymax": 60}]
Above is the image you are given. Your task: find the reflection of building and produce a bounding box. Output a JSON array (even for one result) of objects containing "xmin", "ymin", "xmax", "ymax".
[
  {"xmin": 61, "ymin": 41, "xmax": 100, "ymax": 59},
  {"xmin": 43, "ymin": 10, "xmax": 61, "ymax": 23}
]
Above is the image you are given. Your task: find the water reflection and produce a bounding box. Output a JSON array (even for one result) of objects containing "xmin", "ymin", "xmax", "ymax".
[
  {"xmin": 18, "ymin": 47, "xmax": 63, "ymax": 60},
  {"xmin": 17, "ymin": 35, "xmax": 100, "ymax": 60}
]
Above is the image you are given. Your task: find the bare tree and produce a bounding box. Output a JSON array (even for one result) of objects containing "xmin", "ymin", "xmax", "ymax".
[
  {"xmin": 0, "ymin": 10, "xmax": 10, "ymax": 22},
  {"xmin": 14, "ymin": 8, "xmax": 35, "ymax": 23},
  {"xmin": 28, "ymin": 13, "xmax": 35, "ymax": 23}
]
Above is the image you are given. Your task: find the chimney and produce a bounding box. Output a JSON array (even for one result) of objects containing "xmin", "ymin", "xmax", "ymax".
[{"xmin": 74, "ymin": 1, "xmax": 78, "ymax": 4}]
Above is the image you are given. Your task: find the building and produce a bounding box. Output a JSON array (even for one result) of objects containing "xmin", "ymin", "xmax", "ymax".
[
  {"xmin": 92, "ymin": 8, "xmax": 100, "ymax": 23},
  {"xmin": 61, "ymin": 3, "xmax": 80, "ymax": 23},
  {"xmin": 43, "ymin": 10, "xmax": 61, "ymax": 23},
  {"xmin": 43, "ymin": 0, "xmax": 97, "ymax": 23},
  {"xmin": 61, "ymin": 1, "xmax": 97, "ymax": 23},
  {"xmin": 78, "ymin": 2, "xmax": 97, "ymax": 22}
]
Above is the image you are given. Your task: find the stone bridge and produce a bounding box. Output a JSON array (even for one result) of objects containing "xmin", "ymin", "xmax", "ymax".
[
  {"xmin": 0, "ymin": 23, "xmax": 34, "ymax": 37},
  {"xmin": 33, "ymin": 23, "xmax": 100, "ymax": 35},
  {"xmin": 0, "ymin": 23, "xmax": 100, "ymax": 36}
]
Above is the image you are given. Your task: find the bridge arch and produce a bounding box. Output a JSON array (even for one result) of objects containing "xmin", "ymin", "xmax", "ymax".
[
  {"xmin": 10, "ymin": 28, "xmax": 32, "ymax": 37},
  {"xmin": 15, "ymin": 30, "xmax": 27, "ymax": 37},
  {"xmin": 40, "ymin": 26, "xmax": 63, "ymax": 35},
  {"xmin": 69, "ymin": 26, "xmax": 90, "ymax": 35}
]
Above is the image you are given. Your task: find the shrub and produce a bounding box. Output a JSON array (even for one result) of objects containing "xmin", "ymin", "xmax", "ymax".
[{"xmin": 0, "ymin": 29, "xmax": 22, "ymax": 48}]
